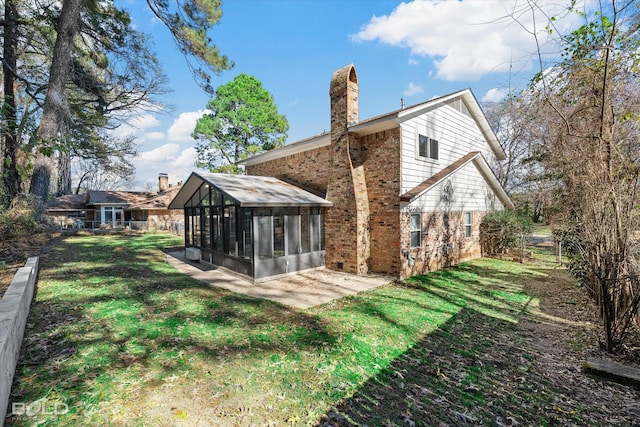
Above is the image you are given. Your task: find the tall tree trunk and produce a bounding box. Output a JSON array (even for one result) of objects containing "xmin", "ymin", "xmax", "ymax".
[
  {"xmin": 29, "ymin": 0, "xmax": 82, "ymax": 200},
  {"xmin": 57, "ymin": 151, "xmax": 71, "ymax": 194},
  {"xmin": 2, "ymin": 0, "xmax": 20, "ymax": 205}
]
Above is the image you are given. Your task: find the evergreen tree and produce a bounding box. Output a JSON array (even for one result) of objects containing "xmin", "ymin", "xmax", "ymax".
[{"xmin": 193, "ymin": 74, "xmax": 289, "ymax": 174}]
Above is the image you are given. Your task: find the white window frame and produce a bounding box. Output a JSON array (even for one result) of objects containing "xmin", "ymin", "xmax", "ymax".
[
  {"xmin": 410, "ymin": 213, "xmax": 421, "ymax": 248},
  {"xmin": 101, "ymin": 206, "xmax": 124, "ymax": 227},
  {"xmin": 417, "ymin": 134, "xmax": 439, "ymax": 161},
  {"xmin": 464, "ymin": 212, "xmax": 472, "ymax": 238}
]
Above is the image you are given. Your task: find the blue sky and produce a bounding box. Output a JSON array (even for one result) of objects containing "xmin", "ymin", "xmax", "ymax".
[{"xmin": 113, "ymin": 0, "xmax": 591, "ymax": 190}]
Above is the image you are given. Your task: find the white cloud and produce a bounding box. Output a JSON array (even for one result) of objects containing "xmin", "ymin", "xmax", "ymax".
[
  {"xmin": 144, "ymin": 131, "xmax": 165, "ymax": 140},
  {"xmin": 132, "ymin": 143, "xmax": 200, "ymax": 190},
  {"xmin": 139, "ymin": 143, "xmax": 180, "ymax": 162},
  {"xmin": 174, "ymin": 147, "xmax": 198, "ymax": 168},
  {"xmin": 129, "ymin": 113, "xmax": 161, "ymax": 129},
  {"xmin": 482, "ymin": 87, "xmax": 510, "ymax": 103},
  {"xmin": 105, "ymin": 110, "xmax": 209, "ymax": 190},
  {"xmin": 167, "ymin": 110, "xmax": 209, "ymax": 143},
  {"xmin": 403, "ymin": 82, "xmax": 424, "ymax": 97},
  {"xmin": 110, "ymin": 113, "xmax": 162, "ymax": 139},
  {"xmin": 352, "ymin": 0, "xmax": 588, "ymax": 81}
]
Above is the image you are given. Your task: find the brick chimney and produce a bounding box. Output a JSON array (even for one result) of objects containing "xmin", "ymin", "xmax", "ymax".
[
  {"xmin": 158, "ymin": 173, "xmax": 169, "ymax": 192},
  {"xmin": 324, "ymin": 64, "xmax": 370, "ymax": 274}
]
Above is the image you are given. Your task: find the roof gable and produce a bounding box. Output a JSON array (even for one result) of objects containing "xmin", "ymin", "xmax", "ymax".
[
  {"xmin": 240, "ymin": 88, "xmax": 504, "ymax": 167},
  {"xmin": 352, "ymin": 89, "xmax": 505, "ymax": 160},
  {"xmin": 400, "ymin": 152, "xmax": 514, "ymax": 209}
]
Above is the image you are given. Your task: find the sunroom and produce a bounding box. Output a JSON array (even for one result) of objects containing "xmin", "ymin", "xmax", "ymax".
[{"xmin": 168, "ymin": 172, "xmax": 332, "ymax": 281}]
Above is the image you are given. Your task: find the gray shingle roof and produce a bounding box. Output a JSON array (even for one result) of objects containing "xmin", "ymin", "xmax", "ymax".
[
  {"xmin": 169, "ymin": 172, "xmax": 332, "ymax": 209},
  {"xmin": 127, "ymin": 186, "xmax": 181, "ymax": 210},
  {"xmin": 46, "ymin": 194, "xmax": 87, "ymax": 211},
  {"xmin": 87, "ymin": 190, "xmax": 156, "ymax": 206}
]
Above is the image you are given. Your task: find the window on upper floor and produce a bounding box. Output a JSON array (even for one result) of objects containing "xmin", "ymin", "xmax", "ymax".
[{"xmin": 418, "ymin": 134, "xmax": 438, "ymax": 160}]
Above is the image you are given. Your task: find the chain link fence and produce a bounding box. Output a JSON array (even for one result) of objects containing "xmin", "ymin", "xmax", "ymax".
[
  {"xmin": 480, "ymin": 226, "xmax": 563, "ymax": 266},
  {"xmin": 519, "ymin": 233, "xmax": 563, "ymax": 266}
]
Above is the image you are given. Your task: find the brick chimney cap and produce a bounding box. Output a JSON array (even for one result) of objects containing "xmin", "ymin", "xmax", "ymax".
[{"xmin": 330, "ymin": 64, "xmax": 358, "ymax": 93}]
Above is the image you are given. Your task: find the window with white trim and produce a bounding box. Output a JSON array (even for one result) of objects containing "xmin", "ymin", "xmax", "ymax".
[
  {"xmin": 101, "ymin": 206, "xmax": 123, "ymax": 227},
  {"xmin": 410, "ymin": 213, "xmax": 421, "ymax": 248},
  {"xmin": 464, "ymin": 212, "xmax": 472, "ymax": 238},
  {"xmin": 418, "ymin": 134, "xmax": 438, "ymax": 160}
]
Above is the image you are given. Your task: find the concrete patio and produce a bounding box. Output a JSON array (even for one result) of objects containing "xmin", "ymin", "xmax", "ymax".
[{"xmin": 166, "ymin": 251, "xmax": 394, "ymax": 309}]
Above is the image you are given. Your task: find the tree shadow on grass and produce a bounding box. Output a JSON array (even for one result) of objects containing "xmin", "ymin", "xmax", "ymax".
[
  {"xmin": 317, "ymin": 263, "xmax": 640, "ymax": 427},
  {"xmin": 316, "ymin": 304, "xmax": 637, "ymax": 427},
  {"xmin": 7, "ymin": 233, "xmax": 337, "ymax": 425},
  {"xmin": 12, "ymin": 235, "xmax": 634, "ymax": 426}
]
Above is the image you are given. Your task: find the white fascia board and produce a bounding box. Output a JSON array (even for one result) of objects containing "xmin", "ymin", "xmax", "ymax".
[
  {"xmin": 462, "ymin": 91, "xmax": 506, "ymax": 161},
  {"xmin": 168, "ymin": 172, "xmax": 204, "ymax": 209},
  {"xmin": 396, "ymin": 89, "xmax": 506, "ymax": 161},
  {"xmin": 471, "ymin": 156, "xmax": 515, "ymax": 209},
  {"xmin": 348, "ymin": 114, "xmax": 401, "ymax": 135},
  {"xmin": 404, "ymin": 153, "xmax": 514, "ymax": 210}
]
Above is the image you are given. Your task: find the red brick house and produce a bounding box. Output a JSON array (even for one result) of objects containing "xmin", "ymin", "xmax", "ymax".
[{"xmin": 170, "ymin": 64, "xmax": 513, "ymax": 280}]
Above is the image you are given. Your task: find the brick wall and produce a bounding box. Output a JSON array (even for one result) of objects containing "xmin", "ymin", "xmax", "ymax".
[
  {"xmin": 400, "ymin": 210, "xmax": 485, "ymax": 278},
  {"xmin": 247, "ymin": 64, "xmax": 404, "ymax": 277},
  {"xmin": 246, "ymin": 63, "xmax": 493, "ymax": 279},
  {"xmin": 361, "ymin": 130, "xmax": 402, "ymax": 276},
  {"xmin": 246, "ymin": 145, "xmax": 330, "ymax": 194},
  {"xmin": 325, "ymin": 64, "xmax": 370, "ymax": 274},
  {"xmin": 147, "ymin": 210, "xmax": 184, "ymax": 229}
]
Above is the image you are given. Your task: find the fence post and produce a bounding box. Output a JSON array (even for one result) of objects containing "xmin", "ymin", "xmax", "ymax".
[
  {"xmin": 520, "ymin": 234, "xmax": 526, "ymax": 263},
  {"xmin": 557, "ymin": 240, "xmax": 562, "ymax": 265}
]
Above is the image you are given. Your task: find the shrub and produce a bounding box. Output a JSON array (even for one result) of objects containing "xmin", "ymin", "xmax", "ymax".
[
  {"xmin": 480, "ymin": 210, "xmax": 533, "ymax": 256},
  {"xmin": 0, "ymin": 194, "xmax": 48, "ymax": 240}
]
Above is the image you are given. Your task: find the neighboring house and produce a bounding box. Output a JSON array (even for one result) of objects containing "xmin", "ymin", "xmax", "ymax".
[
  {"xmin": 47, "ymin": 173, "xmax": 183, "ymax": 230},
  {"xmin": 85, "ymin": 189, "xmax": 157, "ymax": 227},
  {"xmin": 46, "ymin": 194, "xmax": 88, "ymax": 227},
  {"xmin": 126, "ymin": 186, "xmax": 182, "ymax": 229},
  {"xmin": 169, "ymin": 64, "xmax": 513, "ymax": 281}
]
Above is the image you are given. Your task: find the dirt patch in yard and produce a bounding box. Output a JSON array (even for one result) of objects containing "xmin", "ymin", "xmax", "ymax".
[
  {"xmin": 518, "ymin": 266, "xmax": 640, "ymax": 423},
  {"xmin": 0, "ymin": 232, "xmax": 54, "ymax": 297}
]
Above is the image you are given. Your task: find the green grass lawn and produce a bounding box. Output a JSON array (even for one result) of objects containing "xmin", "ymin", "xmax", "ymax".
[
  {"xmin": 531, "ymin": 223, "xmax": 552, "ymax": 236},
  {"xmin": 7, "ymin": 232, "xmax": 588, "ymax": 426}
]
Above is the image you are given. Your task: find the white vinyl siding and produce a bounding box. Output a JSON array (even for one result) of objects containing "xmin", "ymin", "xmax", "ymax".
[
  {"xmin": 402, "ymin": 162, "xmax": 504, "ymax": 212},
  {"xmin": 400, "ymin": 101, "xmax": 498, "ymax": 194}
]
